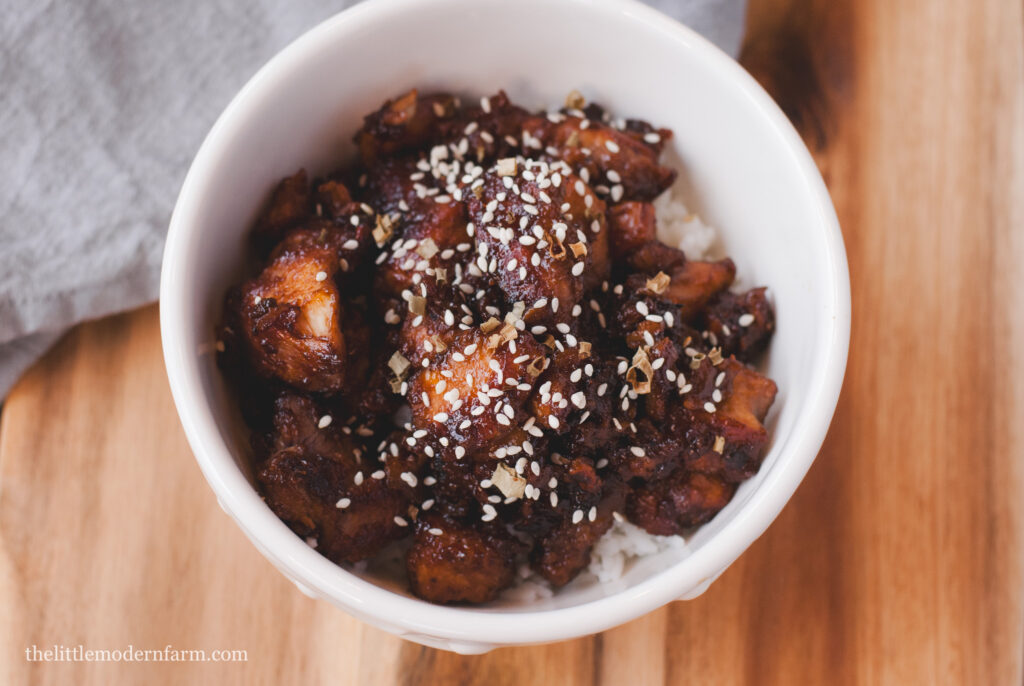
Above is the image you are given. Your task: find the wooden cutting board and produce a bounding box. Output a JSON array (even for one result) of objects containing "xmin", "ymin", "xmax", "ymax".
[{"xmin": 2, "ymin": 0, "xmax": 1022, "ymax": 683}]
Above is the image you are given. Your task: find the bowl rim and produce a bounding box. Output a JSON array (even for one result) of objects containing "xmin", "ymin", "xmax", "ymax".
[{"xmin": 160, "ymin": 0, "xmax": 850, "ymax": 647}]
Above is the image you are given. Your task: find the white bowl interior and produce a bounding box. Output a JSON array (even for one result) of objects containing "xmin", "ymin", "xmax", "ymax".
[{"xmin": 163, "ymin": 0, "xmax": 847, "ymax": 647}]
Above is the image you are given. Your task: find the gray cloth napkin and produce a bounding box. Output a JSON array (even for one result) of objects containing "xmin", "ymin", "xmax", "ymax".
[{"xmin": 0, "ymin": 0, "xmax": 746, "ymax": 399}]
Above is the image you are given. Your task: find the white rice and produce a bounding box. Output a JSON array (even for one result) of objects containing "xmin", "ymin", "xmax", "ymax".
[{"xmin": 653, "ymin": 186, "xmax": 717, "ymax": 260}]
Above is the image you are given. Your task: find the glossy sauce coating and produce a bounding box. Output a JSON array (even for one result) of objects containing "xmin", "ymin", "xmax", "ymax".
[{"xmin": 218, "ymin": 89, "xmax": 778, "ymax": 604}]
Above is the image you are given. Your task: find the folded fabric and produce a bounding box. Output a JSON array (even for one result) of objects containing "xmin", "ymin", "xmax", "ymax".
[{"xmin": 0, "ymin": 0, "xmax": 746, "ymax": 399}]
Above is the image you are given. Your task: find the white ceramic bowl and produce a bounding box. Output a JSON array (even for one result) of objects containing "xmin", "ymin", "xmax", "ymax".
[{"xmin": 160, "ymin": 0, "xmax": 849, "ymax": 653}]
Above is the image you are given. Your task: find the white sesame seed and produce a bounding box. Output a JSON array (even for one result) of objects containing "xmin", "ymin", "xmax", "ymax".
[
  {"xmin": 354, "ymin": 471, "xmax": 364, "ymax": 485},
  {"xmin": 630, "ymin": 446, "xmax": 646, "ymax": 457},
  {"xmin": 588, "ymin": 506, "xmax": 597, "ymax": 522},
  {"xmin": 704, "ymin": 402, "xmax": 717, "ymax": 413},
  {"xmin": 605, "ymin": 140, "xmax": 620, "ymax": 153},
  {"xmin": 738, "ymin": 313, "xmax": 755, "ymax": 327},
  {"xmin": 372, "ymin": 470, "xmax": 386, "ymax": 480},
  {"xmin": 318, "ymin": 415, "xmax": 333, "ymax": 429},
  {"xmin": 315, "ymin": 271, "xmax": 328, "ymax": 282},
  {"xmin": 572, "ymin": 509, "xmax": 584, "ymax": 524},
  {"xmin": 455, "ymin": 446, "xmax": 466, "ymax": 459},
  {"xmin": 394, "ymin": 516, "xmax": 408, "ymax": 527},
  {"xmin": 335, "ymin": 497, "xmax": 351, "ymax": 509},
  {"xmin": 572, "ymin": 262, "xmax": 585, "ymax": 276},
  {"xmin": 428, "ymin": 527, "xmax": 444, "ymax": 535},
  {"xmin": 712, "ymin": 389, "xmax": 723, "ymax": 403}
]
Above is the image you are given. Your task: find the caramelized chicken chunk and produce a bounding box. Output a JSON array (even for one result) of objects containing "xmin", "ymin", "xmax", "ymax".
[
  {"xmin": 627, "ymin": 471, "xmax": 736, "ymax": 535},
  {"xmin": 681, "ymin": 357, "xmax": 778, "ymax": 482},
  {"xmin": 660, "ymin": 258, "xmax": 737, "ymax": 319},
  {"xmin": 253, "ymin": 169, "xmax": 311, "ymax": 247},
  {"xmin": 407, "ymin": 327, "xmax": 547, "ymax": 456},
  {"xmin": 437, "ymin": 90, "xmax": 531, "ymax": 164},
  {"xmin": 234, "ymin": 224, "xmax": 370, "ymax": 391},
  {"xmin": 257, "ymin": 393, "xmax": 412, "ymax": 562},
  {"xmin": 463, "ymin": 161, "xmax": 609, "ymax": 326},
  {"xmin": 406, "ymin": 513, "xmax": 520, "ymax": 604},
  {"xmin": 532, "ymin": 472, "xmax": 625, "ymax": 586},
  {"xmin": 702, "ymin": 288, "xmax": 775, "ymax": 362},
  {"xmin": 356, "ymin": 89, "xmax": 460, "ymax": 166},
  {"xmin": 525, "ymin": 114, "xmax": 676, "ymax": 202}
]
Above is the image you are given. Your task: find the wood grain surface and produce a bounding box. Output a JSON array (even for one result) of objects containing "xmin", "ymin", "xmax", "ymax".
[{"xmin": 2, "ymin": 0, "xmax": 1023, "ymax": 683}]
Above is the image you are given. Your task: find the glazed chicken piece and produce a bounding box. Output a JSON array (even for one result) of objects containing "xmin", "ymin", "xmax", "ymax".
[
  {"xmin": 524, "ymin": 114, "xmax": 676, "ymax": 202},
  {"xmin": 603, "ymin": 274, "xmax": 695, "ymax": 352},
  {"xmin": 701, "ymin": 288, "xmax": 775, "ymax": 362},
  {"xmin": 407, "ymin": 326, "xmax": 547, "ymax": 457},
  {"xmin": 531, "ymin": 465, "xmax": 625, "ymax": 587},
  {"xmin": 258, "ymin": 393, "xmax": 414, "ymax": 563},
  {"xmin": 361, "ymin": 156, "xmax": 477, "ymax": 300},
  {"xmin": 423, "ymin": 426, "xmax": 558, "ymax": 525},
  {"xmin": 252, "ymin": 169, "xmax": 311, "ymax": 248},
  {"xmin": 233, "ymin": 223, "xmax": 375, "ymax": 392},
  {"xmin": 265, "ymin": 391, "xmax": 349, "ymax": 455},
  {"xmin": 426, "ymin": 452, "xmax": 502, "ymax": 515},
  {"xmin": 641, "ymin": 336, "xmax": 684, "ymax": 422},
  {"xmin": 606, "ymin": 202, "xmax": 735, "ymax": 318},
  {"xmin": 260, "ymin": 449, "xmax": 413, "ymax": 563},
  {"xmin": 532, "ymin": 509, "xmax": 612, "ymax": 587},
  {"xmin": 607, "ymin": 201, "xmax": 658, "ymax": 257},
  {"xmin": 355, "ymin": 89, "xmax": 461, "ymax": 166},
  {"xmin": 388, "ymin": 293, "xmax": 464, "ymax": 371},
  {"xmin": 406, "ymin": 512, "xmax": 521, "ymax": 604},
  {"xmin": 462, "ymin": 160, "xmax": 610, "ymax": 327},
  {"xmin": 537, "ymin": 350, "xmax": 623, "ymax": 455},
  {"xmin": 681, "ymin": 357, "xmax": 778, "ymax": 482},
  {"xmin": 372, "ymin": 430, "xmax": 431, "ymax": 502},
  {"xmin": 528, "ymin": 338, "xmax": 618, "ymax": 440},
  {"xmin": 609, "ymin": 418, "xmax": 686, "ymax": 481},
  {"xmin": 627, "ymin": 470, "xmax": 736, "ymax": 535},
  {"xmin": 437, "ymin": 90, "xmax": 531, "ymax": 164},
  {"xmin": 660, "ymin": 259, "xmax": 737, "ymax": 319},
  {"xmin": 606, "ymin": 201, "xmax": 684, "ymax": 273}
]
